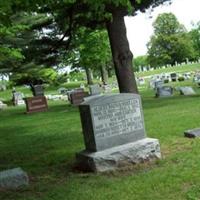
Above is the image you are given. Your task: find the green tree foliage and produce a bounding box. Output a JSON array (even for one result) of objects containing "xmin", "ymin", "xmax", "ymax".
[
  {"xmin": 10, "ymin": 67, "xmax": 58, "ymax": 85},
  {"xmin": 0, "ymin": 22, "xmax": 26, "ymax": 72},
  {"xmin": 0, "ymin": 0, "xmax": 171, "ymax": 92},
  {"xmin": 133, "ymin": 55, "xmax": 148, "ymax": 71},
  {"xmin": 62, "ymin": 28, "xmax": 112, "ymax": 84},
  {"xmin": 147, "ymin": 13, "xmax": 196, "ymax": 67},
  {"xmin": 189, "ymin": 22, "xmax": 200, "ymax": 58}
]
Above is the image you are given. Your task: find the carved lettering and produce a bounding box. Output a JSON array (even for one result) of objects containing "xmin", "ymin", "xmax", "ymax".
[{"xmin": 91, "ymin": 99, "xmax": 143, "ymax": 139}]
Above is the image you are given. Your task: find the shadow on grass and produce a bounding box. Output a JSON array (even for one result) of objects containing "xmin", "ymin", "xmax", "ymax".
[{"xmin": 0, "ymin": 102, "xmax": 83, "ymax": 177}]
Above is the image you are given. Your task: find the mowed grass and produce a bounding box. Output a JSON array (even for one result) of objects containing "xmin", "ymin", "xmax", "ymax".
[
  {"xmin": 136, "ymin": 63, "xmax": 200, "ymax": 77},
  {"xmin": 1, "ymin": 85, "xmax": 200, "ymax": 199}
]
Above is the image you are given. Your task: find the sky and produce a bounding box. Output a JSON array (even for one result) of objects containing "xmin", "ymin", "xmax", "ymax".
[{"xmin": 125, "ymin": 0, "xmax": 200, "ymax": 57}]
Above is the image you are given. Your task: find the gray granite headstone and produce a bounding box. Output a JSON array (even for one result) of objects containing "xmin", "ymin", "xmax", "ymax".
[
  {"xmin": 103, "ymin": 84, "xmax": 112, "ymax": 93},
  {"xmin": 156, "ymin": 86, "xmax": 173, "ymax": 97},
  {"xmin": 184, "ymin": 128, "xmax": 200, "ymax": 138},
  {"xmin": 170, "ymin": 73, "xmax": 177, "ymax": 82},
  {"xmin": 58, "ymin": 87, "xmax": 67, "ymax": 94},
  {"xmin": 0, "ymin": 84, "xmax": 6, "ymax": 91},
  {"xmin": 154, "ymin": 80, "xmax": 163, "ymax": 89},
  {"xmin": 0, "ymin": 100, "xmax": 7, "ymax": 110},
  {"xmin": 180, "ymin": 87, "xmax": 196, "ymax": 95},
  {"xmin": 13, "ymin": 92, "xmax": 25, "ymax": 106},
  {"xmin": 79, "ymin": 94, "xmax": 146, "ymax": 151},
  {"xmin": 0, "ymin": 168, "xmax": 29, "ymax": 189},
  {"xmin": 77, "ymin": 94, "xmax": 161, "ymax": 172},
  {"xmin": 89, "ymin": 84, "xmax": 102, "ymax": 96},
  {"xmin": 32, "ymin": 85, "xmax": 44, "ymax": 96}
]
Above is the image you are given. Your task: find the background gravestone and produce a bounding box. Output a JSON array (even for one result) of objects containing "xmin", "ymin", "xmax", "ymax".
[
  {"xmin": 12, "ymin": 92, "xmax": 25, "ymax": 106},
  {"xmin": 24, "ymin": 96, "xmax": 48, "ymax": 114},
  {"xmin": 69, "ymin": 88, "xmax": 89, "ymax": 106},
  {"xmin": 154, "ymin": 80, "xmax": 163, "ymax": 89},
  {"xmin": 180, "ymin": 87, "xmax": 196, "ymax": 95},
  {"xmin": 156, "ymin": 86, "xmax": 173, "ymax": 98},
  {"xmin": 24, "ymin": 84, "xmax": 48, "ymax": 113},
  {"xmin": 0, "ymin": 100, "xmax": 7, "ymax": 110},
  {"xmin": 0, "ymin": 168, "xmax": 29, "ymax": 189},
  {"xmin": 89, "ymin": 84, "xmax": 102, "ymax": 96},
  {"xmin": 0, "ymin": 84, "xmax": 6, "ymax": 91},
  {"xmin": 170, "ymin": 73, "xmax": 177, "ymax": 82},
  {"xmin": 76, "ymin": 94, "xmax": 161, "ymax": 172},
  {"xmin": 31, "ymin": 85, "xmax": 44, "ymax": 96},
  {"xmin": 184, "ymin": 128, "xmax": 200, "ymax": 138}
]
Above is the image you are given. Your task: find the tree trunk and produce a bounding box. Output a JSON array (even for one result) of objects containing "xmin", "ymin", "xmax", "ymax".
[
  {"xmin": 106, "ymin": 8, "xmax": 138, "ymax": 93},
  {"xmin": 107, "ymin": 67, "xmax": 113, "ymax": 78},
  {"xmin": 85, "ymin": 67, "xmax": 93, "ymax": 85},
  {"xmin": 100, "ymin": 65, "xmax": 108, "ymax": 85}
]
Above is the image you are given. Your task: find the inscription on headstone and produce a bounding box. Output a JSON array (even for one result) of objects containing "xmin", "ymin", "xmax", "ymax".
[
  {"xmin": 92, "ymin": 99, "xmax": 143, "ymax": 139},
  {"xmin": 24, "ymin": 96, "xmax": 48, "ymax": 114},
  {"xmin": 79, "ymin": 94, "xmax": 146, "ymax": 151}
]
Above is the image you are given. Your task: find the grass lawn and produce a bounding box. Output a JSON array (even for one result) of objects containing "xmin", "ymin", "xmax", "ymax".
[
  {"xmin": 136, "ymin": 63, "xmax": 200, "ymax": 77},
  {"xmin": 1, "ymin": 81, "xmax": 200, "ymax": 199}
]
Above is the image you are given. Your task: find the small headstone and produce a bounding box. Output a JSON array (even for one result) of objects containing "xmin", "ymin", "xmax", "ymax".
[
  {"xmin": 0, "ymin": 84, "xmax": 6, "ymax": 91},
  {"xmin": 24, "ymin": 96, "xmax": 48, "ymax": 114},
  {"xmin": 0, "ymin": 168, "xmax": 29, "ymax": 189},
  {"xmin": 13, "ymin": 92, "xmax": 25, "ymax": 106},
  {"xmin": 103, "ymin": 84, "xmax": 112, "ymax": 93},
  {"xmin": 0, "ymin": 100, "xmax": 7, "ymax": 110},
  {"xmin": 31, "ymin": 85, "xmax": 44, "ymax": 96},
  {"xmin": 138, "ymin": 78, "xmax": 145, "ymax": 85},
  {"xmin": 149, "ymin": 79, "xmax": 156, "ymax": 89},
  {"xmin": 89, "ymin": 84, "xmax": 102, "ymax": 96},
  {"xmin": 58, "ymin": 87, "xmax": 67, "ymax": 94},
  {"xmin": 154, "ymin": 80, "xmax": 163, "ymax": 89},
  {"xmin": 170, "ymin": 73, "xmax": 177, "ymax": 82},
  {"xmin": 76, "ymin": 94, "xmax": 161, "ymax": 172},
  {"xmin": 184, "ymin": 128, "xmax": 200, "ymax": 138},
  {"xmin": 156, "ymin": 86, "xmax": 173, "ymax": 97},
  {"xmin": 70, "ymin": 91, "xmax": 89, "ymax": 106},
  {"xmin": 80, "ymin": 83, "xmax": 85, "ymax": 89},
  {"xmin": 180, "ymin": 87, "xmax": 196, "ymax": 95}
]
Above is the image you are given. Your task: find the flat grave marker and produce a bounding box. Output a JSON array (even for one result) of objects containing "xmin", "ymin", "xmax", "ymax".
[
  {"xmin": 0, "ymin": 168, "xmax": 29, "ymax": 190},
  {"xmin": 180, "ymin": 87, "xmax": 196, "ymax": 95},
  {"xmin": 184, "ymin": 128, "xmax": 200, "ymax": 138}
]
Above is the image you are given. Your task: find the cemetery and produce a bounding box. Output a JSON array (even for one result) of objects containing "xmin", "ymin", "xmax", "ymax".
[
  {"xmin": 1, "ymin": 62, "xmax": 200, "ymax": 199},
  {"xmin": 1, "ymin": 0, "xmax": 200, "ymax": 199}
]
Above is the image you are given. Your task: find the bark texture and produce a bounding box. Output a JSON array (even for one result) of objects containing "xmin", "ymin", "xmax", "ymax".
[
  {"xmin": 85, "ymin": 67, "xmax": 93, "ymax": 85},
  {"xmin": 100, "ymin": 65, "xmax": 108, "ymax": 85},
  {"xmin": 106, "ymin": 8, "xmax": 138, "ymax": 93}
]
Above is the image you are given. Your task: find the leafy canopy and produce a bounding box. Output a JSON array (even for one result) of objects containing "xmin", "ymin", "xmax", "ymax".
[{"xmin": 147, "ymin": 12, "xmax": 196, "ymax": 67}]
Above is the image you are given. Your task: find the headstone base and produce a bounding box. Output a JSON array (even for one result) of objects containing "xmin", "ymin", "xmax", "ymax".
[{"xmin": 76, "ymin": 138, "xmax": 161, "ymax": 172}]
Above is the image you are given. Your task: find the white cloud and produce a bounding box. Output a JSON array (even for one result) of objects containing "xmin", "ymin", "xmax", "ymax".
[{"xmin": 125, "ymin": 0, "xmax": 200, "ymax": 57}]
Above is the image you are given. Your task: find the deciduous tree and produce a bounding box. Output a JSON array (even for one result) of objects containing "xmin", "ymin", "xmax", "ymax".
[
  {"xmin": 1, "ymin": 0, "xmax": 171, "ymax": 92},
  {"xmin": 147, "ymin": 13, "xmax": 195, "ymax": 67}
]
